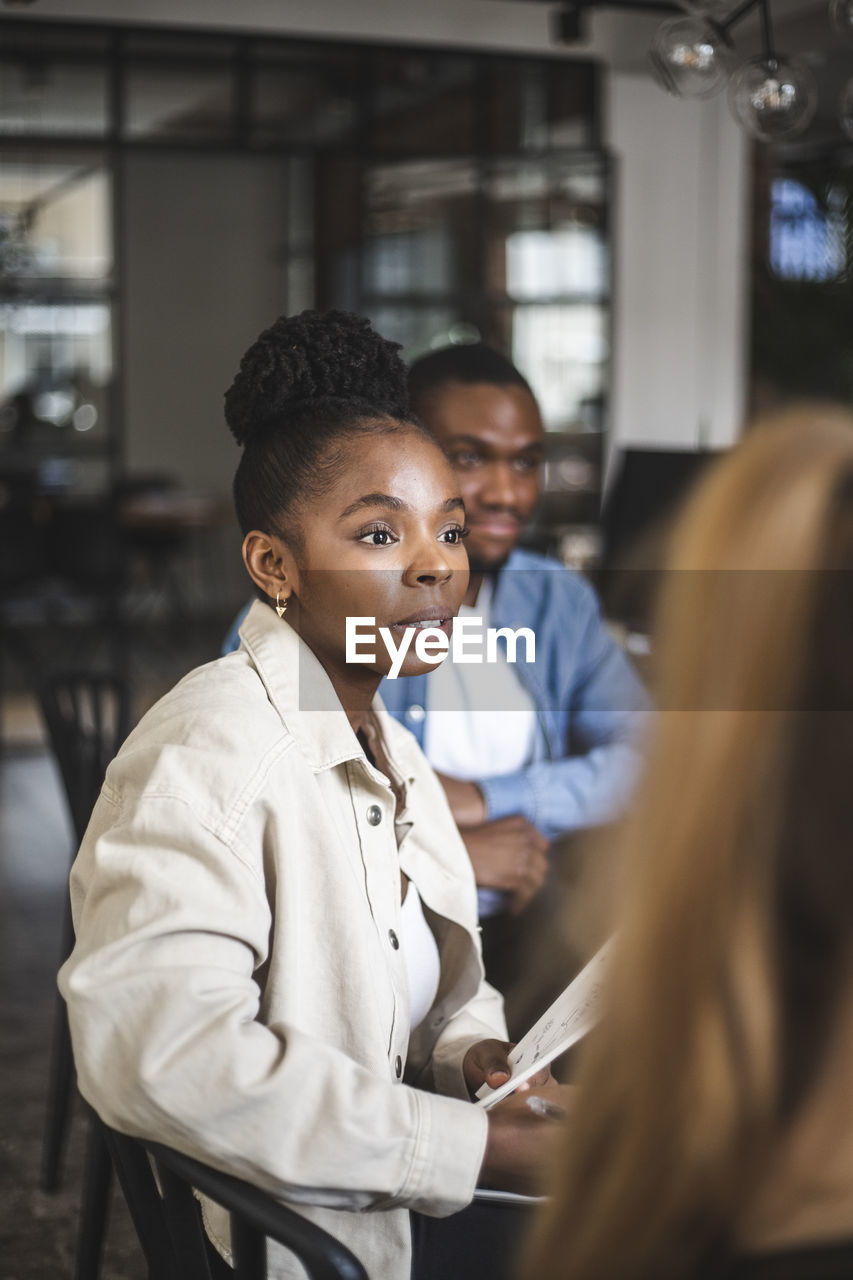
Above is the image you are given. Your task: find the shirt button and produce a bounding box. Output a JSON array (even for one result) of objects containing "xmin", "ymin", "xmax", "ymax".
[
  {"xmin": 405, "ymin": 703, "xmax": 426, "ymax": 725},
  {"xmin": 395, "ymin": 1055, "xmax": 403, "ymax": 1078},
  {"xmin": 366, "ymin": 805, "xmax": 382, "ymax": 826},
  {"xmin": 388, "ymin": 928, "xmax": 399, "ymax": 950}
]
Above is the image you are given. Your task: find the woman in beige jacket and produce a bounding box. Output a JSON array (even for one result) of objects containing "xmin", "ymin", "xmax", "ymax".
[{"xmin": 59, "ymin": 310, "xmax": 562, "ymax": 1279}]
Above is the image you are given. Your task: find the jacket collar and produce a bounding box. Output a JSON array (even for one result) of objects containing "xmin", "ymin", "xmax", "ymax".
[{"xmin": 238, "ymin": 599, "xmax": 367, "ymax": 772}]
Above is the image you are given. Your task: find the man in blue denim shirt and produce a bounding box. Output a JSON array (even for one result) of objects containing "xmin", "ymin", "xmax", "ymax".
[
  {"xmin": 380, "ymin": 547, "xmax": 646, "ymax": 839},
  {"xmin": 380, "ymin": 345, "xmax": 648, "ymax": 1027}
]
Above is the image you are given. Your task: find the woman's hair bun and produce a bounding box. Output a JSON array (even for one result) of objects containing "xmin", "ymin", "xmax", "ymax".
[{"xmin": 225, "ymin": 309, "xmax": 409, "ymax": 447}]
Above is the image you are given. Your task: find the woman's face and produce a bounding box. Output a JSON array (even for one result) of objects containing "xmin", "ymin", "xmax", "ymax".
[{"xmin": 246, "ymin": 426, "xmax": 469, "ymax": 699}]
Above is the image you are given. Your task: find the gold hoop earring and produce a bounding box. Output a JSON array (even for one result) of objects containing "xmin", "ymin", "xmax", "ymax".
[{"xmin": 275, "ymin": 590, "xmax": 288, "ymax": 619}]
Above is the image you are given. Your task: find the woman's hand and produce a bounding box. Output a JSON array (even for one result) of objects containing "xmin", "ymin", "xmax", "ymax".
[
  {"xmin": 479, "ymin": 1085, "xmax": 575, "ymax": 1195},
  {"xmin": 463, "ymin": 1039, "xmax": 555, "ymax": 1097},
  {"xmin": 463, "ymin": 1038, "xmax": 513, "ymax": 1096}
]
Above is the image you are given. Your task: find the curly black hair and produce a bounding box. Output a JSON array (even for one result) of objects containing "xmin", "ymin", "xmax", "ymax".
[
  {"xmin": 407, "ymin": 342, "xmax": 533, "ymax": 423},
  {"xmin": 227, "ymin": 309, "xmax": 421, "ymax": 541}
]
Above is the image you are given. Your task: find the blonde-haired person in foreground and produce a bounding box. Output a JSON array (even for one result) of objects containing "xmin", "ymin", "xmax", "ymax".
[{"xmin": 525, "ymin": 406, "xmax": 853, "ymax": 1280}]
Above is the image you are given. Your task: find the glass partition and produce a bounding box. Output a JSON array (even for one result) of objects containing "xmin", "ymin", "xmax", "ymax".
[
  {"xmin": 0, "ymin": 18, "xmax": 607, "ymax": 555},
  {"xmin": 0, "ymin": 57, "xmax": 108, "ymax": 137},
  {"xmin": 125, "ymin": 64, "xmax": 234, "ymax": 141},
  {"xmin": 366, "ymin": 50, "xmax": 479, "ymax": 154},
  {"xmin": 252, "ymin": 44, "xmax": 361, "ymax": 147},
  {"xmin": 0, "ymin": 147, "xmax": 113, "ymax": 493}
]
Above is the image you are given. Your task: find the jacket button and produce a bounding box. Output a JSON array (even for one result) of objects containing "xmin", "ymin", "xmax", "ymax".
[
  {"xmin": 366, "ymin": 805, "xmax": 382, "ymax": 826},
  {"xmin": 395, "ymin": 1055, "xmax": 402, "ymax": 1078},
  {"xmin": 405, "ymin": 703, "xmax": 425, "ymax": 724},
  {"xmin": 388, "ymin": 928, "xmax": 399, "ymax": 950}
]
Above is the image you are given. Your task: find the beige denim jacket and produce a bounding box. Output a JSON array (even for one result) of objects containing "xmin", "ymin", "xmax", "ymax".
[{"xmin": 59, "ymin": 600, "xmax": 506, "ymax": 1280}]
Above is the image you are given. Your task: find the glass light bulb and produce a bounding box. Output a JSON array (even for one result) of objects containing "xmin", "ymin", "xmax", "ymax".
[
  {"xmin": 727, "ymin": 57, "xmax": 817, "ymax": 141},
  {"xmin": 830, "ymin": 0, "xmax": 853, "ymax": 45},
  {"xmin": 648, "ymin": 17, "xmax": 729, "ymax": 100},
  {"xmin": 841, "ymin": 77, "xmax": 853, "ymax": 140}
]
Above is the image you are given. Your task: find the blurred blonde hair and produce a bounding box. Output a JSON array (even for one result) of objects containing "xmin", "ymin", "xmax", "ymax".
[{"xmin": 526, "ymin": 405, "xmax": 853, "ymax": 1280}]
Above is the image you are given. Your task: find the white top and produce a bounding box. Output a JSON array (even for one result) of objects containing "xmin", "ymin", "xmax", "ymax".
[
  {"xmin": 399, "ymin": 881, "xmax": 441, "ymax": 1030},
  {"xmin": 423, "ymin": 581, "xmax": 536, "ymax": 780},
  {"xmin": 422, "ymin": 580, "xmax": 537, "ymax": 917}
]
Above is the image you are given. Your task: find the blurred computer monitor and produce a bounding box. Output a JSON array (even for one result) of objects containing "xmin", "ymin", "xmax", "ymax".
[{"xmin": 598, "ymin": 446, "xmax": 719, "ymax": 632}]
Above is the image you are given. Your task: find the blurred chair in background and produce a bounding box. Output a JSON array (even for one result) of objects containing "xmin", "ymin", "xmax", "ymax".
[
  {"xmin": 37, "ymin": 670, "xmax": 131, "ymax": 1280},
  {"xmin": 0, "ymin": 469, "xmax": 51, "ymax": 743},
  {"xmin": 112, "ymin": 472, "xmax": 192, "ymax": 632},
  {"xmin": 47, "ymin": 499, "xmax": 129, "ymax": 679},
  {"xmin": 113, "ymin": 472, "xmax": 233, "ymax": 656}
]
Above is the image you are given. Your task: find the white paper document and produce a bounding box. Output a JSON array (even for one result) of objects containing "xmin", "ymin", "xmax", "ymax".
[
  {"xmin": 475, "ymin": 937, "xmax": 613, "ymax": 1109},
  {"xmin": 472, "ymin": 1188, "xmax": 546, "ymax": 1205}
]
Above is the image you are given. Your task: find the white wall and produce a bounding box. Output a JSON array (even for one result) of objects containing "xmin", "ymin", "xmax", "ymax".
[
  {"xmin": 122, "ymin": 152, "xmax": 287, "ymax": 493},
  {"xmin": 607, "ymin": 76, "xmax": 749, "ymax": 472}
]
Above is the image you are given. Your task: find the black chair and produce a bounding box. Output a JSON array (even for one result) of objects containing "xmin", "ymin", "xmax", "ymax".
[
  {"xmin": 47, "ymin": 499, "xmax": 130, "ymax": 680},
  {"xmin": 111, "ymin": 472, "xmax": 199, "ymax": 638},
  {"xmin": 38, "ymin": 669, "xmax": 131, "ymax": 856},
  {"xmin": 0, "ymin": 484, "xmax": 51, "ymax": 746},
  {"xmin": 104, "ymin": 1127, "xmax": 368, "ymax": 1280},
  {"xmin": 37, "ymin": 670, "xmax": 131, "ymax": 1280}
]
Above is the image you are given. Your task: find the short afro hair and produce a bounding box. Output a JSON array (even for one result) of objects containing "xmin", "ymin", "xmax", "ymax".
[{"xmin": 407, "ymin": 343, "xmax": 533, "ymax": 423}]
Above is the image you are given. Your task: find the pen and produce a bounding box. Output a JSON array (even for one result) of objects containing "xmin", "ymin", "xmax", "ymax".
[{"xmin": 525, "ymin": 1094, "xmax": 567, "ymax": 1121}]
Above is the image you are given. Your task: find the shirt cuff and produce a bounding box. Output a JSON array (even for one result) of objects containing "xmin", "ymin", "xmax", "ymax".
[
  {"xmin": 398, "ymin": 1090, "xmax": 489, "ymax": 1216},
  {"xmin": 478, "ymin": 771, "xmax": 535, "ymax": 825}
]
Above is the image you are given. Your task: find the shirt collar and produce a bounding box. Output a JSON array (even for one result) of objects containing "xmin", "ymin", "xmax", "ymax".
[{"xmin": 238, "ymin": 598, "xmax": 366, "ymax": 772}]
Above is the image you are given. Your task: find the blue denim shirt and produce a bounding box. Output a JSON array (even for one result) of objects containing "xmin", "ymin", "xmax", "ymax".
[
  {"xmin": 379, "ymin": 548, "xmax": 649, "ymax": 841},
  {"xmin": 222, "ymin": 548, "xmax": 649, "ymax": 841}
]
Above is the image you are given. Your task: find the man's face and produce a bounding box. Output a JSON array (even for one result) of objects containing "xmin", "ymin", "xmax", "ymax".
[{"xmin": 425, "ymin": 380, "xmax": 545, "ymax": 572}]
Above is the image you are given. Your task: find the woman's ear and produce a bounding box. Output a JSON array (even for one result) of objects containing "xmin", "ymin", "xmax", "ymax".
[{"xmin": 242, "ymin": 530, "xmax": 298, "ymax": 606}]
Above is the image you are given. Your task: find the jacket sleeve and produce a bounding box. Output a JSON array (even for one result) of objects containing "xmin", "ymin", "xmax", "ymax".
[
  {"xmin": 59, "ymin": 789, "xmax": 488, "ymax": 1219},
  {"xmin": 426, "ymin": 978, "xmax": 508, "ymax": 1098},
  {"xmin": 477, "ymin": 589, "xmax": 650, "ymax": 839}
]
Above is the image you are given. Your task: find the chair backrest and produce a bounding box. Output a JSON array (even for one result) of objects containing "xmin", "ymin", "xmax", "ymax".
[
  {"xmin": 104, "ymin": 1125, "xmax": 368, "ymax": 1280},
  {"xmin": 37, "ymin": 670, "xmax": 131, "ymax": 843},
  {"xmin": 0, "ymin": 487, "xmax": 49, "ymax": 597},
  {"xmin": 48, "ymin": 500, "xmax": 128, "ymax": 593}
]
